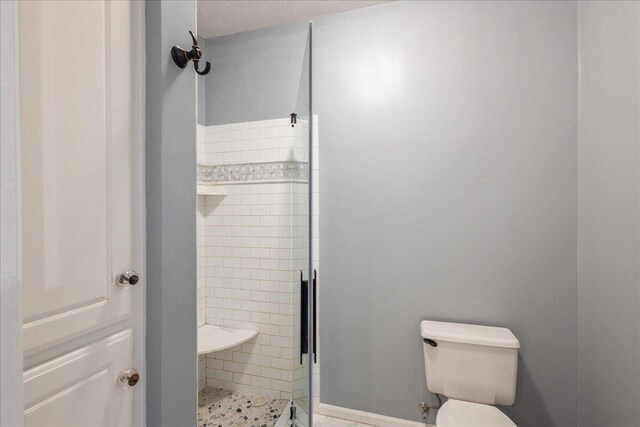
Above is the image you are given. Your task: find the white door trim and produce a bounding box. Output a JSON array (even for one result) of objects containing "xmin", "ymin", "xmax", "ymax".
[
  {"xmin": 130, "ymin": 1, "xmax": 146, "ymax": 425},
  {"xmin": 0, "ymin": 1, "xmax": 23, "ymax": 426}
]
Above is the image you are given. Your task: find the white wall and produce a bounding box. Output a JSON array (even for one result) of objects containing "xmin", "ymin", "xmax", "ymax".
[{"xmin": 577, "ymin": 2, "xmax": 640, "ymax": 426}]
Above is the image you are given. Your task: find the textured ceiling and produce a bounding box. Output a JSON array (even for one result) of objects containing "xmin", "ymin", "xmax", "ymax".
[{"xmin": 197, "ymin": 0, "xmax": 390, "ymax": 39}]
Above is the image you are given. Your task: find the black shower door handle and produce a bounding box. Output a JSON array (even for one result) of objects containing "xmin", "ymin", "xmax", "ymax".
[
  {"xmin": 312, "ymin": 269, "xmax": 317, "ymax": 364},
  {"xmin": 300, "ymin": 270, "xmax": 318, "ymax": 364},
  {"xmin": 300, "ymin": 271, "xmax": 308, "ymax": 364}
]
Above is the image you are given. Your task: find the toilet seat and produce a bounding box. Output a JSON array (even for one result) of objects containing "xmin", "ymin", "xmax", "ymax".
[{"xmin": 436, "ymin": 399, "xmax": 516, "ymax": 427}]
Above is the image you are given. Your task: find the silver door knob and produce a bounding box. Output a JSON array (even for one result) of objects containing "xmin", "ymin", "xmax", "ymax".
[
  {"xmin": 116, "ymin": 271, "xmax": 139, "ymax": 287},
  {"xmin": 119, "ymin": 368, "xmax": 140, "ymax": 387}
]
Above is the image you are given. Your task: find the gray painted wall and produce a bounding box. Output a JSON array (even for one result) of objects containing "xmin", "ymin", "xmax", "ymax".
[
  {"xmin": 197, "ymin": 35, "xmax": 207, "ymax": 125},
  {"xmin": 577, "ymin": 2, "xmax": 640, "ymax": 426},
  {"xmin": 314, "ymin": 2, "xmax": 578, "ymax": 426},
  {"xmin": 203, "ymin": 23, "xmax": 308, "ymax": 125},
  {"xmin": 146, "ymin": 1, "xmax": 198, "ymax": 426}
]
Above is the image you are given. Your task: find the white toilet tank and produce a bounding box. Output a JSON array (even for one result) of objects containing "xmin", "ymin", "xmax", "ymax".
[{"xmin": 421, "ymin": 321, "xmax": 520, "ymax": 406}]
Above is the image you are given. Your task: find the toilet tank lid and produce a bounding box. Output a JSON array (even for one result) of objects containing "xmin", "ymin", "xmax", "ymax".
[{"xmin": 420, "ymin": 321, "xmax": 520, "ymax": 349}]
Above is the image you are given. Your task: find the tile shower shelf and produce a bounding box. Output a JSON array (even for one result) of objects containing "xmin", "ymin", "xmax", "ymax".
[
  {"xmin": 197, "ymin": 324, "xmax": 258, "ymax": 355},
  {"xmin": 197, "ymin": 185, "xmax": 226, "ymax": 196}
]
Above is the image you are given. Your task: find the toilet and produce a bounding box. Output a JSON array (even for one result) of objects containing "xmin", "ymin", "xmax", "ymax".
[{"xmin": 420, "ymin": 320, "xmax": 521, "ymax": 427}]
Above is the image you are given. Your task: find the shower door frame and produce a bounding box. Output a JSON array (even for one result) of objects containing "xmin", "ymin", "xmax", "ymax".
[
  {"xmin": 296, "ymin": 20, "xmax": 315, "ymax": 427},
  {"xmin": 305, "ymin": 20, "xmax": 315, "ymax": 427}
]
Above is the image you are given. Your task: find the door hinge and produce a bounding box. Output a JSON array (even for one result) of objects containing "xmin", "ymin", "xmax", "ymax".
[{"xmin": 290, "ymin": 404, "xmax": 296, "ymax": 420}]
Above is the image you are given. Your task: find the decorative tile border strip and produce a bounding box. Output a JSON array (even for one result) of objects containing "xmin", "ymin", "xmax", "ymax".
[{"xmin": 197, "ymin": 161, "xmax": 308, "ymax": 184}]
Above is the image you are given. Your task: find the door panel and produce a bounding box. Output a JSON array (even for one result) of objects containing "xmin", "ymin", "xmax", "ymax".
[
  {"xmin": 20, "ymin": 0, "xmax": 133, "ymax": 353},
  {"xmin": 23, "ymin": 330, "xmax": 133, "ymax": 427}
]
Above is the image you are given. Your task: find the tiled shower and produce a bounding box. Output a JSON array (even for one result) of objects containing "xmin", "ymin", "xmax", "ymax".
[{"xmin": 195, "ymin": 117, "xmax": 319, "ymax": 408}]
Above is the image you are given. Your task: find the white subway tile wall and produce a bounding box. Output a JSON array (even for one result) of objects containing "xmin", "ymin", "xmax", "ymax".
[
  {"xmin": 197, "ymin": 125, "xmax": 208, "ymax": 391},
  {"xmin": 311, "ymin": 120, "xmax": 320, "ymax": 412},
  {"xmin": 197, "ymin": 126, "xmax": 207, "ymax": 328},
  {"xmin": 195, "ymin": 118, "xmax": 319, "ymax": 401},
  {"xmin": 203, "ymin": 118, "xmax": 308, "ymax": 165}
]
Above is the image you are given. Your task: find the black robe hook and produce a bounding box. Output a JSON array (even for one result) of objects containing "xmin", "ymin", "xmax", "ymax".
[{"xmin": 171, "ymin": 30, "xmax": 211, "ymax": 76}]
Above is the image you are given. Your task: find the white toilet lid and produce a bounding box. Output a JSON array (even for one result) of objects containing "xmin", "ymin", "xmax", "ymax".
[{"xmin": 436, "ymin": 399, "xmax": 516, "ymax": 427}]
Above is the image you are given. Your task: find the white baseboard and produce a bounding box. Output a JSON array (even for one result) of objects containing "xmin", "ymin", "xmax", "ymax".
[{"xmin": 318, "ymin": 403, "xmax": 435, "ymax": 427}]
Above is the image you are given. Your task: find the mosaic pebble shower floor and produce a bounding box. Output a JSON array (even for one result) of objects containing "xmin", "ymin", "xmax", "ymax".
[{"xmin": 198, "ymin": 387, "xmax": 289, "ymax": 427}]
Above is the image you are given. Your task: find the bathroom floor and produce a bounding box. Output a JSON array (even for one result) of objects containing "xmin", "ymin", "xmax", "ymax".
[
  {"xmin": 198, "ymin": 387, "xmax": 288, "ymax": 427},
  {"xmin": 198, "ymin": 387, "xmax": 374, "ymax": 427}
]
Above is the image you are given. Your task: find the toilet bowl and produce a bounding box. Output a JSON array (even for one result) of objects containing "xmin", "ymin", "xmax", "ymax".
[
  {"xmin": 436, "ymin": 399, "xmax": 515, "ymax": 427},
  {"xmin": 420, "ymin": 320, "xmax": 521, "ymax": 427}
]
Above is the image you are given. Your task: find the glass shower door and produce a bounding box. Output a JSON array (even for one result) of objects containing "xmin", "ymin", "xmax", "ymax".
[{"xmin": 289, "ymin": 21, "xmax": 314, "ymax": 427}]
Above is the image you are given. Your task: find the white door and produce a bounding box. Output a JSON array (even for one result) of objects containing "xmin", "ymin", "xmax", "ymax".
[{"xmin": 19, "ymin": 1, "xmax": 144, "ymax": 426}]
